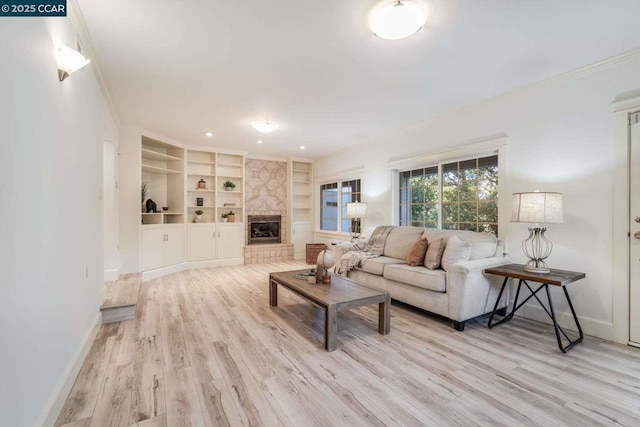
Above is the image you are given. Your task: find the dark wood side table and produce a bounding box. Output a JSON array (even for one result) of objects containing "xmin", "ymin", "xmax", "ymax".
[{"xmin": 483, "ymin": 263, "xmax": 585, "ymax": 353}]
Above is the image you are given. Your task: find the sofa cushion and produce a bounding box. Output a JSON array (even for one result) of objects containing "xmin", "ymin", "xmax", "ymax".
[
  {"xmin": 383, "ymin": 264, "xmax": 446, "ymax": 292},
  {"xmin": 407, "ymin": 238, "xmax": 428, "ymax": 266},
  {"xmin": 441, "ymin": 235, "xmax": 471, "ymax": 271},
  {"xmin": 383, "ymin": 226, "xmax": 424, "ymax": 260},
  {"xmin": 424, "ymin": 237, "xmax": 445, "ymax": 270},
  {"xmin": 354, "ymin": 256, "xmax": 405, "ymax": 276},
  {"xmin": 422, "ymin": 229, "xmax": 497, "ymax": 260}
]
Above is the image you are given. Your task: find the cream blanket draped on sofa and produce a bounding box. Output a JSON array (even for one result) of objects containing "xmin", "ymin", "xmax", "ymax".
[{"xmin": 336, "ymin": 225, "xmax": 394, "ymax": 275}]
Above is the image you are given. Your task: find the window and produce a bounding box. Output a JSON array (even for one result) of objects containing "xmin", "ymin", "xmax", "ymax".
[
  {"xmin": 398, "ymin": 155, "xmax": 498, "ymax": 234},
  {"xmin": 320, "ymin": 179, "xmax": 362, "ymax": 232},
  {"xmin": 320, "ymin": 183, "xmax": 338, "ymax": 231},
  {"xmin": 341, "ymin": 179, "xmax": 361, "ymax": 232}
]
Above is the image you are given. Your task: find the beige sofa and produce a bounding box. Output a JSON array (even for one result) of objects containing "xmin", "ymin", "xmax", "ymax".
[{"xmin": 334, "ymin": 226, "xmax": 510, "ymax": 331}]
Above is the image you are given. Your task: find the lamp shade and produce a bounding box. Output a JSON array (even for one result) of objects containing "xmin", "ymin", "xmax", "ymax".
[
  {"xmin": 511, "ymin": 192, "xmax": 563, "ymax": 224},
  {"xmin": 346, "ymin": 202, "xmax": 368, "ymax": 219},
  {"xmin": 369, "ymin": 0, "xmax": 427, "ymax": 40}
]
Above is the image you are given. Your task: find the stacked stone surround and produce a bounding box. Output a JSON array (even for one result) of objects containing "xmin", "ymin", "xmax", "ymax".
[
  {"xmin": 244, "ymin": 243, "xmax": 294, "ymax": 264},
  {"xmin": 244, "ymin": 158, "xmax": 293, "ymax": 263}
]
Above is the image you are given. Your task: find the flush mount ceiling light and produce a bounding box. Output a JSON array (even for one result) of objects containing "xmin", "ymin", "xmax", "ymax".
[
  {"xmin": 299, "ymin": 146, "xmax": 306, "ymax": 150},
  {"xmin": 257, "ymin": 139, "xmax": 263, "ymax": 144},
  {"xmin": 369, "ymin": 0, "xmax": 427, "ymax": 40},
  {"xmin": 205, "ymin": 132, "xmax": 213, "ymax": 138},
  {"xmin": 251, "ymin": 121, "xmax": 279, "ymax": 133},
  {"xmin": 54, "ymin": 44, "xmax": 91, "ymax": 81}
]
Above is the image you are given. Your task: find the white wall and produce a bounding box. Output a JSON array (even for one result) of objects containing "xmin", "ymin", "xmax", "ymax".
[
  {"xmin": 314, "ymin": 51, "xmax": 640, "ymax": 341},
  {"xmin": 103, "ymin": 140, "xmax": 120, "ymax": 281},
  {"xmin": 0, "ymin": 18, "xmax": 110, "ymax": 426}
]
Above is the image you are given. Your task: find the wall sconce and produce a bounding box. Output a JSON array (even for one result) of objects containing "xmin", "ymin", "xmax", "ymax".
[{"xmin": 54, "ymin": 44, "xmax": 91, "ymax": 81}]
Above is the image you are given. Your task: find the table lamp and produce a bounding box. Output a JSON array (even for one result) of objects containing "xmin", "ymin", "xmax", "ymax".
[
  {"xmin": 346, "ymin": 201, "xmax": 367, "ymax": 241},
  {"xmin": 511, "ymin": 191, "xmax": 563, "ymax": 274}
]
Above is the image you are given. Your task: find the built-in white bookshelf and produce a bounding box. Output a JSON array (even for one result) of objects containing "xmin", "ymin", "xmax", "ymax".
[
  {"xmin": 141, "ymin": 136, "xmax": 185, "ymax": 224},
  {"xmin": 140, "ymin": 140, "xmax": 246, "ymax": 271},
  {"xmin": 290, "ymin": 160, "xmax": 313, "ymax": 260},
  {"xmin": 291, "ymin": 161, "xmax": 313, "ymax": 223},
  {"xmin": 216, "ymin": 153, "xmax": 244, "ymax": 223},
  {"xmin": 187, "ymin": 150, "xmax": 216, "ymax": 223}
]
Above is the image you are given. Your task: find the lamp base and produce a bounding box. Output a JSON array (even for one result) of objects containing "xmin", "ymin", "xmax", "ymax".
[
  {"xmin": 523, "ymin": 265, "xmax": 551, "ymax": 274},
  {"xmin": 349, "ymin": 219, "xmax": 362, "ymax": 242},
  {"xmin": 522, "ymin": 228, "xmax": 553, "ymax": 275}
]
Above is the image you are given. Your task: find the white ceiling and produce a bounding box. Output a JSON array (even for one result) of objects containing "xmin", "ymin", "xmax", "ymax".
[{"xmin": 77, "ymin": 0, "xmax": 640, "ymax": 159}]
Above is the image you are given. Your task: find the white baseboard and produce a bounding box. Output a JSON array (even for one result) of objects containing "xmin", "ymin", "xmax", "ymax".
[
  {"xmin": 141, "ymin": 258, "xmax": 244, "ymax": 281},
  {"xmin": 104, "ymin": 268, "xmax": 119, "ymax": 282},
  {"xmin": 519, "ymin": 304, "xmax": 614, "ymax": 341},
  {"xmin": 37, "ymin": 312, "xmax": 102, "ymax": 427},
  {"xmin": 187, "ymin": 258, "xmax": 244, "ymax": 270},
  {"xmin": 141, "ymin": 263, "xmax": 186, "ymax": 281}
]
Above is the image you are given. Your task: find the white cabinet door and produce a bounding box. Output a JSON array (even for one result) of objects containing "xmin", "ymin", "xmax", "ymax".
[
  {"xmin": 141, "ymin": 225, "xmax": 163, "ymax": 271},
  {"xmin": 164, "ymin": 224, "xmax": 185, "ymax": 266},
  {"xmin": 292, "ymin": 221, "xmax": 312, "ymax": 260},
  {"xmin": 218, "ymin": 223, "xmax": 244, "ymax": 259},
  {"xmin": 188, "ymin": 223, "xmax": 216, "ymax": 261}
]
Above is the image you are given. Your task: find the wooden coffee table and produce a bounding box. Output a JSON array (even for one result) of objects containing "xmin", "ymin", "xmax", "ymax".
[{"xmin": 269, "ymin": 270, "xmax": 391, "ymax": 351}]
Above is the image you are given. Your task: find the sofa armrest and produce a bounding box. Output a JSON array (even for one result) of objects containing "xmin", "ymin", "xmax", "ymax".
[
  {"xmin": 446, "ymin": 256, "xmax": 511, "ymax": 322},
  {"xmin": 333, "ymin": 240, "xmax": 367, "ymax": 261},
  {"xmin": 447, "ymin": 256, "xmax": 510, "ymax": 274}
]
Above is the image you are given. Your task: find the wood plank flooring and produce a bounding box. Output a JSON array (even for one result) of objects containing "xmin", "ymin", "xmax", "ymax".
[{"xmin": 56, "ymin": 262, "xmax": 640, "ymax": 426}]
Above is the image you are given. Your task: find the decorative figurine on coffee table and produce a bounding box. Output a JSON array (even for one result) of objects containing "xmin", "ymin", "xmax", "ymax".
[{"xmin": 316, "ymin": 250, "xmax": 336, "ymax": 284}]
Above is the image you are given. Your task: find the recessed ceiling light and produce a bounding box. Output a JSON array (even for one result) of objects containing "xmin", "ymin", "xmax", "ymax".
[
  {"xmin": 299, "ymin": 146, "xmax": 306, "ymax": 150},
  {"xmin": 369, "ymin": 0, "xmax": 427, "ymax": 40},
  {"xmin": 251, "ymin": 121, "xmax": 279, "ymax": 133},
  {"xmin": 205, "ymin": 132, "xmax": 213, "ymax": 138},
  {"xmin": 257, "ymin": 140, "xmax": 263, "ymax": 144}
]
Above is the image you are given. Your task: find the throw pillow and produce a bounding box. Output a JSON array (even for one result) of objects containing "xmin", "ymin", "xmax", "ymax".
[
  {"xmin": 424, "ymin": 237, "xmax": 445, "ymax": 270},
  {"xmin": 441, "ymin": 235, "xmax": 472, "ymax": 271},
  {"xmin": 406, "ymin": 238, "xmax": 429, "ymax": 266}
]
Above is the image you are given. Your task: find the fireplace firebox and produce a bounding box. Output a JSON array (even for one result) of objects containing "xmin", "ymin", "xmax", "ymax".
[{"xmin": 248, "ymin": 215, "xmax": 281, "ymax": 244}]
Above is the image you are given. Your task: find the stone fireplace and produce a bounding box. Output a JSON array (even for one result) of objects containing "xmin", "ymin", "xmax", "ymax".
[
  {"xmin": 244, "ymin": 159, "xmax": 293, "ymax": 263},
  {"xmin": 248, "ymin": 215, "xmax": 281, "ymax": 245}
]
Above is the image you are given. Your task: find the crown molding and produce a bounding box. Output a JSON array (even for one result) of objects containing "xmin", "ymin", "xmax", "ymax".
[{"xmin": 612, "ymin": 88, "xmax": 640, "ymax": 113}]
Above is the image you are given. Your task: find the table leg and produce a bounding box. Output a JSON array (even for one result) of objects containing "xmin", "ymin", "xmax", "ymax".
[
  {"xmin": 379, "ymin": 294, "xmax": 390, "ymax": 335},
  {"xmin": 488, "ymin": 276, "xmax": 509, "ymax": 328},
  {"xmin": 545, "ymin": 284, "xmax": 583, "ymax": 353},
  {"xmin": 325, "ymin": 304, "xmax": 337, "ymax": 351},
  {"xmin": 564, "ymin": 287, "xmax": 584, "ymax": 342},
  {"xmin": 489, "ymin": 278, "xmax": 523, "ymax": 328},
  {"xmin": 269, "ymin": 279, "xmax": 278, "ymax": 306}
]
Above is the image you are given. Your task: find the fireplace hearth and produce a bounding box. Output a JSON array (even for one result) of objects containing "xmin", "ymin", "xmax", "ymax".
[{"xmin": 248, "ymin": 215, "xmax": 281, "ymax": 244}]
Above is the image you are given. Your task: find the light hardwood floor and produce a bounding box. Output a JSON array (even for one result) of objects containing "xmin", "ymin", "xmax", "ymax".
[{"xmin": 56, "ymin": 261, "xmax": 640, "ymax": 426}]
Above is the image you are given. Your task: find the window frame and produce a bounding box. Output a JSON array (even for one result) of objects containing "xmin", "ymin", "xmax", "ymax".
[
  {"xmin": 317, "ymin": 177, "xmax": 363, "ymax": 235},
  {"xmin": 390, "ymin": 139, "xmax": 507, "ymax": 239}
]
